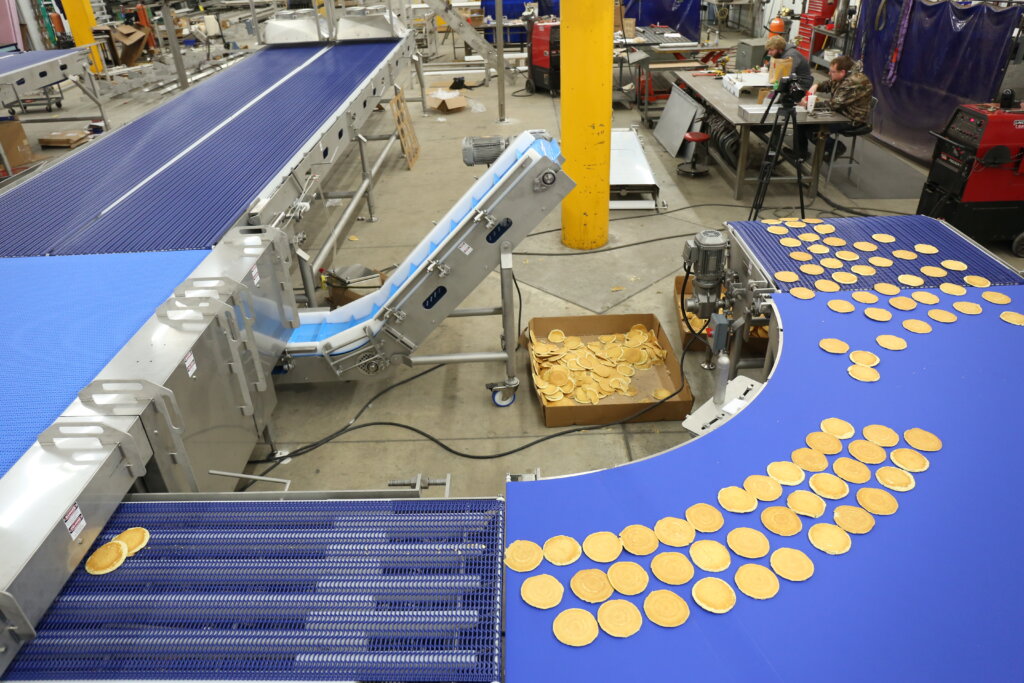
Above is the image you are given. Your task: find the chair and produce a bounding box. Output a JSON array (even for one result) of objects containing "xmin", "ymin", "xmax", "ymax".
[
  {"xmin": 677, "ymin": 131, "xmax": 711, "ymax": 178},
  {"xmin": 825, "ymin": 96, "xmax": 878, "ymax": 187}
]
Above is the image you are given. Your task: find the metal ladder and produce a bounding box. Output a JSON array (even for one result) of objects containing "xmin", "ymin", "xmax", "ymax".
[{"xmin": 422, "ymin": 0, "xmax": 498, "ymax": 81}]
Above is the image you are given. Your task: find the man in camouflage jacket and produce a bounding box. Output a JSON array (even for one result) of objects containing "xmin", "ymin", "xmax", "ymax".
[{"xmin": 793, "ymin": 55, "xmax": 873, "ymax": 160}]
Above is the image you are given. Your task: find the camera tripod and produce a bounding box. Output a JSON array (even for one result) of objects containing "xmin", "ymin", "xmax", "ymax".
[{"xmin": 748, "ymin": 88, "xmax": 806, "ymax": 221}]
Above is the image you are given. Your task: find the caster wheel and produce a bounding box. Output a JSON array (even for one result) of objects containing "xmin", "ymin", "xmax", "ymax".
[
  {"xmin": 56, "ymin": 100, "xmax": 63, "ymax": 109},
  {"xmin": 6, "ymin": 108, "xmax": 13, "ymax": 116},
  {"xmin": 46, "ymin": 105, "xmax": 52, "ymax": 112},
  {"xmin": 1013, "ymin": 232, "xmax": 1024, "ymax": 258},
  {"xmin": 524, "ymin": 79, "xmax": 536, "ymax": 94},
  {"xmin": 491, "ymin": 390, "xmax": 517, "ymax": 407}
]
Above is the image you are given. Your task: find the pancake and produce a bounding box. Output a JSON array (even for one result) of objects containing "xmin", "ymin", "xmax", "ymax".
[
  {"xmin": 718, "ymin": 486, "xmax": 758, "ymax": 513},
  {"xmin": 775, "ymin": 270, "xmax": 800, "ymax": 283},
  {"xmin": 686, "ymin": 502, "xmax": 725, "ymax": 533},
  {"xmin": 607, "ymin": 561, "xmax": 650, "ymax": 595},
  {"xmin": 801, "ymin": 263, "xmax": 826, "ymax": 275},
  {"xmin": 876, "ymin": 466, "xmax": 916, "ymax": 492},
  {"xmin": 828, "ymin": 299, "xmax": 855, "ymax": 313},
  {"xmin": 832, "ymin": 456, "xmax": 871, "ymax": 484},
  {"xmin": 805, "ymin": 431, "xmax": 842, "ymax": 455},
  {"xmin": 808, "ymin": 523, "xmax": 852, "ymax": 554},
  {"xmin": 521, "ymin": 574, "xmax": 564, "ymax": 609},
  {"xmin": 790, "ymin": 287, "xmax": 816, "ymax": 300},
  {"xmin": 113, "ymin": 527, "xmax": 150, "ymax": 556},
  {"xmin": 570, "ymin": 568, "xmax": 614, "ymax": 603},
  {"xmin": 847, "ymin": 365, "xmax": 880, "ymax": 382},
  {"xmin": 553, "ymin": 608, "xmax": 599, "ymax": 647},
  {"xmin": 650, "ymin": 551, "xmax": 696, "ymax": 586},
  {"xmin": 654, "ymin": 517, "xmax": 696, "ymax": 548},
  {"xmin": 891, "ymin": 447, "xmax": 931, "ymax": 472},
  {"xmin": 911, "ymin": 291, "xmax": 940, "ymax": 305},
  {"xmin": 819, "ymin": 338, "xmax": 850, "ymax": 354},
  {"xmin": 815, "ymin": 279, "xmax": 841, "ymax": 293},
  {"xmin": 902, "ymin": 318, "xmax": 933, "ymax": 334},
  {"xmin": 689, "ymin": 539, "xmax": 732, "ymax": 572},
  {"xmin": 833, "ymin": 505, "xmax": 876, "ymax": 534},
  {"xmin": 848, "ymin": 439, "xmax": 887, "ymax": 465},
  {"xmin": 939, "ymin": 282, "xmax": 967, "ymax": 296},
  {"xmin": 820, "ymin": 417, "xmax": 855, "ymax": 439},
  {"xmin": 982, "ymin": 290, "xmax": 1012, "ymax": 305},
  {"xmin": 643, "ymin": 589, "xmax": 691, "ymax": 628},
  {"xmin": 888, "ymin": 296, "xmax": 916, "ymax": 311},
  {"xmin": 849, "ymin": 350, "xmax": 880, "ymax": 367},
  {"xmin": 734, "ymin": 563, "xmax": 780, "ymax": 600},
  {"xmin": 856, "ymin": 487, "xmax": 899, "ymax": 515},
  {"xmin": 852, "ymin": 291, "xmax": 879, "ymax": 304},
  {"xmin": 544, "ymin": 535, "xmax": 582, "ymax": 566},
  {"xmin": 767, "ymin": 460, "xmax": 806, "ymax": 485},
  {"xmin": 964, "ymin": 275, "xmax": 992, "ymax": 288},
  {"xmin": 691, "ymin": 577, "xmax": 737, "ymax": 614},
  {"xmin": 809, "ymin": 472, "xmax": 850, "ymax": 500},
  {"xmin": 953, "ymin": 301, "xmax": 982, "ymax": 315},
  {"xmin": 876, "ymin": 334, "xmax": 908, "ymax": 351},
  {"xmin": 743, "ymin": 474, "xmax": 783, "ymax": 502},
  {"xmin": 760, "ymin": 505, "xmax": 803, "ymax": 536},
  {"xmin": 874, "ymin": 282, "xmax": 900, "ymax": 296},
  {"xmin": 862, "ymin": 424, "xmax": 899, "ymax": 447},
  {"xmin": 582, "ymin": 531, "xmax": 623, "ymax": 563},
  {"xmin": 726, "ymin": 527, "xmax": 770, "ymax": 559},
  {"xmin": 619, "ymin": 524, "xmax": 659, "ymax": 556},
  {"xmin": 84, "ymin": 540, "xmax": 129, "ymax": 576},
  {"xmin": 791, "ymin": 447, "xmax": 828, "ymax": 472},
  {"xmin": 787, "ymin": 489, "xmax": 826, "ymax": 518},
  {"xmin": 903, "ymin": 427, "xmax": 942, "ymax": 452},
  {"xmin": 864, "ymin": 307, "xmax": 893, "ymax": 322},
  {"xmin": 770, "ymin": 547, "xmax": 815, "ymax": 581},
  {"xmin": 505, "ymin": 539, "xmax": 544, "ymax": 572},
  {"xmin": 928, "ymin": 308, "xmax": 958, "ymax": 323}
]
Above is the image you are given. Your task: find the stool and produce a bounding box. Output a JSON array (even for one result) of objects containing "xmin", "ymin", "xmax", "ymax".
[{"xmin": 677, "ymin": 131, "xmax": 710, "ymax": 177}]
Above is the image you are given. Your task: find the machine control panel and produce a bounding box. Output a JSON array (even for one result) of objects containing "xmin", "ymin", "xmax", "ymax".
[{"xmin": 946, "ymin": 108, "xmax": 987, "ymax": 146}]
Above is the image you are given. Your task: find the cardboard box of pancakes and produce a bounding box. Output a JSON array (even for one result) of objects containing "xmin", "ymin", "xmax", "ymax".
[
  {"xmin": 528, "ymin": 314, "xmax": 692, "ymax": 427},
  {"xmin": 674, "ymin": 276, "xmax": 769, "ymax": 356}
]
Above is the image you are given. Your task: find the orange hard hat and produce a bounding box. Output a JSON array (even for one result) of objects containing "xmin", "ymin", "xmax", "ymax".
[{"xmin": 768, "ymin": 17, "xmax": 786, "ymax": 35}]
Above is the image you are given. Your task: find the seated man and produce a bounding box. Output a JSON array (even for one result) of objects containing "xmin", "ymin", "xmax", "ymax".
[
  {"xmin": 793, "ymin": 55, "xmax": 873, "ymax": 160},
  {"xmin": 765, "ymin": 35, "xmax": 813, "ymax": 92}
]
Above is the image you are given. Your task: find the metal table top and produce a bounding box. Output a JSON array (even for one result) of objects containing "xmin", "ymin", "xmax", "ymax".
[{"xmin": 0, "ymin": 48, "xmax": 84, "ymax": 82}]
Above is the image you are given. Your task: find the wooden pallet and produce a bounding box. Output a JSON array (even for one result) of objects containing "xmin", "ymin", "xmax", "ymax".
[{"xmin": 389, "ymin": 86, "xmax": 420, "ymax": 170}]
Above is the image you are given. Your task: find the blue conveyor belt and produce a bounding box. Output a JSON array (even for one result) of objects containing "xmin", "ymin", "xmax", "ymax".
[
  {"xmin": 0, "ymin": 250, "xmax": 207, "ymax": 480},
  {"xmin": 4, "ymin": 499, "xmax": 504, "ymax": 682},
  {"xmin": 0, "ymin": 41, "xmax": 400, "ymax": 256},
  {"xmin": 503, "ymin": 216, "xmax": 1024, "ymax": 681},
  {"xmin": 730, "ymin": 215, "xmax": 1024, "ymax": 291},
  {"xmin": 0, "ymin": 49, "xmax": 83, "ymax": 80}
]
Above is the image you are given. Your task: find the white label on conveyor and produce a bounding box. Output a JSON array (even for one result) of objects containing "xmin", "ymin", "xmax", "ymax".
[
  {"xmin": 64, "ymin": 502, "xmax": 86, "ymax": 540},
  {"xmin": 251, "ymin": 264, "xmax": 261, "ymax": 287},
  {"xmin": 185, "ymin": 350, "xmax": 198, "ymax": 378},
  {"xmin": 459, "ymin": 242, "xmax": 473, "ymax": 256},
  {"xmin": 722, "ymin": 398, "xmax": 746, "ymax": 415}
]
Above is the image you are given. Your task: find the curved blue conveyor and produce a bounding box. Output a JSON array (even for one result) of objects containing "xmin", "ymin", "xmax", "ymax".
[{"xmin": 504, "ymin": 216, "xmax": 1024, "ymax": 682}]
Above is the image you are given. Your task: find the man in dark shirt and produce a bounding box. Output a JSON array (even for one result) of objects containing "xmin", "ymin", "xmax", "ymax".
[
  {"xmin": 793, "ymin": 55, "xmax": 874, "ymax": 160},
  {"xmin": 765, "ymin": 35, "xmax": 813, "ymax": 91}
]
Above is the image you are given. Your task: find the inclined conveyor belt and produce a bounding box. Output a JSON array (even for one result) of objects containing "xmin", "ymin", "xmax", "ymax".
[
  {"xmin": 4, "ymin": 499, "xmax": 505, "ymax": 682},
  {"xmin": 0, "ymin": 48, "xmax": 84, "ymax": 86}
]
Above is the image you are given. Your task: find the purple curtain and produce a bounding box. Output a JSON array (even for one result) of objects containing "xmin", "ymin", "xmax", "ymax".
[
  {"xmin": 854, "ymin": 0, "xmax": 1021, "ymax": 161},
  {"xmin": 626, "ymin": 0, "xmax": 701, "ymax": 42}
]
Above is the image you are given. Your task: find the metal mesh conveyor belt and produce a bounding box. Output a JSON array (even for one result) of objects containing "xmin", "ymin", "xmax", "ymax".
[
  {"xmin": 4, "ymin": 499, "xmax": 505, "ymax": 682},
  {"xmin": 729, "ymin": 215, "xmax": 1024, "ymax": 292},
  {"xmin": 0, "ymin": 41, "xmax": 400, "ymax": 257}
]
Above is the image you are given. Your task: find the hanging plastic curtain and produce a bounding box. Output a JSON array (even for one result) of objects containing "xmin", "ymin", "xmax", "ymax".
[
  {"xmin": 625, "ymin": 0, "xmax": 702, "ymax": 41},
  {"xmin": 854, "ymin": 0, "xmax": 1021, "ymax": 161}
]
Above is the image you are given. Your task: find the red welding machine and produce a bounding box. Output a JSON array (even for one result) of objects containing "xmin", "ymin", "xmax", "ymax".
[
  {"xmin": 917, "ymin": 92, "xmax": 1024, "ymax": 256},
  {"xmin": 525, "ymin": 20, "xmax": 560, "ymax": 96}
]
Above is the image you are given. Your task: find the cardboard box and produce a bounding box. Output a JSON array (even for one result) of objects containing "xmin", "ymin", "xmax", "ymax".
[
  {"xmin": 769, "ymin": 56, "xmax": 792, "ymax": 83},
  {"xmin": 528, "ymin": 314, "xmax": 692, "ymax": 427},
  {"xmin": 38, "ymin": 130, "xmax": 89, "ymax": 148},
  {"xmin": 673, "ymin": 276, "xmax": 770, "ymax": 357},
  {"xmin": 0, "ymin": 119, "xmax": 35, "ymax": 169},
  {"xmin": 110, "ymin": 23, "xmax": 151, "ymax": 66},
  {"xmin": 425, "ymin": 88, "xmax": 468, "ymax": 113}
]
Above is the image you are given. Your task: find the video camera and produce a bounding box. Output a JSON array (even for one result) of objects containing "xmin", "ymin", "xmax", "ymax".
[{"xmin": 774, "ymin": 76, "xmax": 806, "ymax": 107}]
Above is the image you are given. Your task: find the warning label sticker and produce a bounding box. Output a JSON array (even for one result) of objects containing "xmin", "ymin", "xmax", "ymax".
[{"xmin": 64, "ymin": 502, "xmax": 86, "ymax": 540}]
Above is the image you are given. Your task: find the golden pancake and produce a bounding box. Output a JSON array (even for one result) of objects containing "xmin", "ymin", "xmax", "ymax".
[
  {"xmin": 833, "ymin": 505, "xmax": 875, "ymax": 534},
  {"xmin": 820, "ymin": 257, "xmax": 844, "ymax": 269},
  {"xmin": 685, "ymin": 502, "xmax": 724, "ymax": 533},
  {"xmin": 654, "ymin": 517, "xmax": 695, "ymax": 548},
  {"xmin": 857, "ymin": 487, "xmax": 899, "ymax": 515},
  {"xmin": 940, "ymin": 282, "xmax": 967, "ymax": 296},
  {"xmin": 874, "ymin": 282, "xmax": 900, "ymax": 296},
  {"xmin": 876, "ymin": 334, "xmax": 908, "ymax": 351},
  {"xmin": 964, "ymin": 275, "xmax": 992, "ymax": 288},
  {"xmin": 785, "ymin": 220, "xmax": 807, "ymax": 227},
  {"xmin": 863, "ymin": 424, "xmax": 899, "ymax": 447},
  {"xmin": 691, "ymin": 577, "xmax": 737, "ymax": 614},
  {"xmin": 735, "ymin": 563, "xmax": 780, "ymax": 600},
  {"xmin": 763, "ymin": 219, "xmax": 783, "ymax": 225},
  {"xmin": 774, "ymin": 270, "xmax": 800, "ymax": 283},
  {"xmin": 770, "ymin": 547, "xmax": 815, "ymax": 581},
  {"xmin": 505, "ymin": 539, "xmax": 544, "ymax": 572},
  {"xmin": 583, "ymin": 531, "xmax": 623, "ymax": 563},
  {"xmin": 718, "ymin": 486, "xmax": 758, "ymax": 513},
  {"xmin": 850, "ymin": 350, "xmax": 880, "ymax": 367},
  {"xmin": 853, "ymin": 241, "xmax": 878, "ymax": 252},
  {"xmin": 816, "ymin": 224, "xmax": 837, "ymax": 235},
  {"xmin": 888, "ymin": 296, "xmax": 917, "ymax": 311},
  {"xmin": 904, "ymin": 427, "xmax": 942, "ymax": 452},
  {"xmin": 892, "ymin": 249, "xmax": 918, "ymax": 260},
  {"xmin": 820, "ymin": 417, "xmax": 855, "ymax": 439},
  {"xmin": 571, "ymin": 568, "xmax": 614, "ymax": 603},
  {"xmin": 808, "ymin": 523, "xmax": 852, "ymax": 555},
  {"xmin": 553, "ymin": 608, "xmax": 599, "ymax": 647},
  {"xmin": 835, "ymin": 250, "xmax": 860, "ymax": 261},
  {"xmin": 851, "ymin": 264, "xmax": 878, "ymax": 276},
  {"xmin": 787, "ymin": 489, "xmax": 826, "ymax": 518},
  {"xmin": 767, "ymin": 226, "xmax": 789, "ymax": 235},
  {"xmin": 607, "ymin": 561, "xmax": 650, "ymax": 595},
  {"xmin": 897, "ymin": 274, "xmax": 925, "ymax": 287},
  {"xmin": 876, "ymin": 466, "xmax": 916, "ymax": 492},
  {"xmin": 1001, "ymin": 310, "xmax": 1024, "ymax": 326},
  {"xmin": 911, "ymin": 291, "xmax": 940, "ymax": 305},
  {"xmin": 982, "ymin": 290, "xmax": 1012, "ymax": 305},
  {"xmin": 940, "ymin": 258, "xmax": 967, "ymax": 271},
  {"xmin": 113, "ymin": 527, "xmax": 150, "ymax": 556},
  {"xmin": 689, "ymin": 539, "xmax": 732, "ymax": 572},
  {"xmin": 780, "ymin": 237, "xmax": 803, "ymax": 248},
  {"xmin": 920, "ymin": 265, "xmax": 947, "ymax": 278},
  {"xmin": 953, "ymin": 301, "xmax": 983, "ymax": 315},
  {"xmin": 872, "ymin": 233, "xmax": 897, "ymax": 243},
  {"xmin": 819, "ymin": 338, "xmax": 850, "ymax": 354},
  {"xmin": 544, "ymin": 535, "xmax": 582, "ymax": 566},
  {"xmin": 815, "ymin": 279, "xmax": 841, "ymax": 293},
  {"xmin": 85, "ymin": 540, "xmax": 129, "ymax": 576},
  {"xmin": 761, "ymin": 505, "xmax": 803, "ymax": 536},
  {"xmin": 790, "ymin": 287, "xmax": 816, "ymax": 300},
  {"xmin": 902, "ymin": 318, "xmax": 933, "ymax": 334},
  {"xmin": 521, "ymin": 574, "xmax": 564, "ymax": 609},
  {"xmin": 801, "ymin": 263, "xmax": 826, "ymax": 275},
  {"xmin": 828, "ymin": 299, "xmax": 855, "ymax": 313},
  {"xmin": 928, "ymin": 308, "xmax": 958, "ymax": 323},
  {"xmin": 548, "ymin": 329, "xmax": 566, "ymax": 343},
  {"xmin": 864, "ymin": 307, "xmax": 893, "ymax": 322},
  {"xmin": 789, "ymin": 251, "xmax": 814, "ymax": 262},
  {"xmin": 809, "ymin": 472, "xmax": 850, "ymax": 500},
  {"xmin": 744, "ymin": 474, "xmax": 783, "ymax": 502},
  {"xmin": 852, "ymin": 291, "xmax": 879, "ymax": 304},
  {"xmin": 913, "ymin": 243, "xmax": 939, "ymax": 254},
  {"xmin": 869, "ymin": 256, "xmax": 895, "ymax": 267},
  {"xmin": 808, "ymin": 244, "xmax": 831, "ymax": 255},
  {"xmin": 832, "ymin": 456, "xmax": 871, "ymax": 484},
  {"xmin": 650, "ymin": 551, "xmax": 696, "ymax": 585},
  {"xmin": 848, "ymin": 365, "xmax": 880, "ymax": 382},
  {"xmin": 891, "ymin": 447, "xmax": 931, "ymax": 472},
  {"xmin": 726, "ymin": 527, "xmax": 770, "ymax": 559},
  {"xmin": 643, "ymin": 589, "xmax": 691, "ymax": 628},
  {"xmin": 791, "ymin": 447, "xmax": 828, "ymax": 472},
  {"xmin": 833, "ymin": 272, "xmax": 859, "ymax": 285},
  {"xmin": 823, "ymin": 236, "xmax": 846, "ymax": 246},
  {"xmin": 767, "ymin": 460, "xmax": 806, "ymax": 486},
  {"xmin": 806, "ymin": 431, "xmax": 842, "ymax": 455},
  {"xmin": 620, "ymin": 524, "xmax": 659, "ymax": 556},
  {"xmin": 805, "ymin": 218, "xmax": 824, "ymax": 224},
  {"xmin": 848, "ymin": 439, "xmax": 887, "ymax": 464},
  {"xmin": 798, "ymin": 232, "xmax": 821, "ymax": 242}
]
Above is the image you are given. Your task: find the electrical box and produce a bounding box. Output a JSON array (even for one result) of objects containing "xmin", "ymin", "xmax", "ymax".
[{"xmin": 734, "ymin": 37, "xmax": 766, "ymax": 71}]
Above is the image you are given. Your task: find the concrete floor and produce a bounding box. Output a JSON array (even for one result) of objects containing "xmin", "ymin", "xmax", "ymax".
[{"xmin": 14, "ymin": 39, "xmax": 1023, "ymax": 499}]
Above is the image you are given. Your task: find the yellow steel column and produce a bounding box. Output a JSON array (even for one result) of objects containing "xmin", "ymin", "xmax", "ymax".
[
  {"xmin": 560, "ymin": 0, "xmax": 613, "ymax": 250},
  {"xmin": 61, "ymin": 0, "xmax": 102, "ymax": 73}
]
